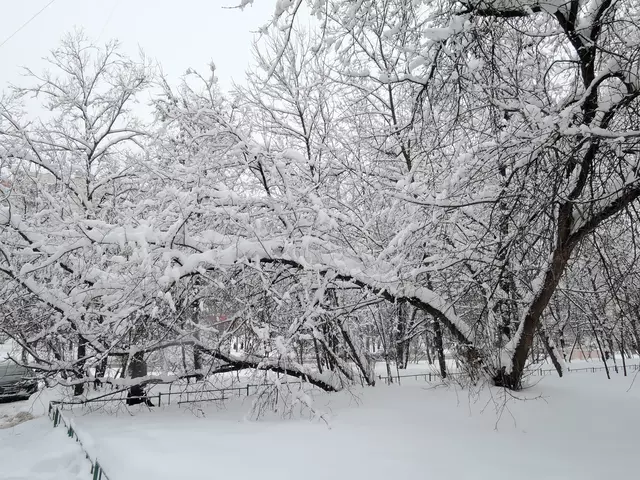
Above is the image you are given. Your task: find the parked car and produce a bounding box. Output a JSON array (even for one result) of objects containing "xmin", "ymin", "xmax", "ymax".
[{"xmin": 0, "ymin": 362, "xmax": 38, "ymax": 401}]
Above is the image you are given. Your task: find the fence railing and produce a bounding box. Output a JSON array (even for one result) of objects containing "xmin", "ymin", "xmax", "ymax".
[
  {"xmin": 376, "ymin": 363, "xmax": 640, "ymax": 384},
  {"xmin": 376, "ymin": 371, "xmax": 464, "ymax": 384},
  {"xmin": 50, "ymin": 383, "xmax": 275, "ymax": 411},
  {"xmin": 50, "ymin": 393, "xmax": 162, "ymax": 410},
  {"xmin": 48, "ymin": 403, "xmax": 110, "ymax": 480},
  {"xmin": 164, "ymin": 383, "xmax": 274, "ymax": 406}
]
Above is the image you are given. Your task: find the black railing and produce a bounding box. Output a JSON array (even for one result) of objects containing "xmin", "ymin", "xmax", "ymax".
[
  {"xmin": 48, "ymin": 403, "xmax": 111, "ymax": 480},
  {"xmin": 49, "ymin": 383, "xmax": 275, "ymax": 411},
  {"xmin": 376, "ymin": 363, "xmax": 640, "ymax": 384}
]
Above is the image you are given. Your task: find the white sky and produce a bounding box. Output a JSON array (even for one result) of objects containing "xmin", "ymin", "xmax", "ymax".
[{"xmin": 0, "ymin": 0, "xmax": 275, "ymax": 92}]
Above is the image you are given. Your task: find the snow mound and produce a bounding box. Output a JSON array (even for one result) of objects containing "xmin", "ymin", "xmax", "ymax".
[{"xmin": 0, "ymin": 410, "xmax": 35, "ymax": 429}]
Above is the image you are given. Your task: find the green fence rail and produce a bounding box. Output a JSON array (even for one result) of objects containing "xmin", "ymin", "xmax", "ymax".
[
  {"xmin": 377, "ymin": 363, "xmax": 640, "ymax": 384},
  {"xmin": 49, "ymin": 383, "xmax": 275, "ymax": 412},
  {"xmin": 48, "ymin": 403, "xmax": 110, "ymax": 480}
]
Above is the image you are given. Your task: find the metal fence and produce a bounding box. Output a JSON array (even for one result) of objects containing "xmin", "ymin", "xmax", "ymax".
[
  {"xmin": 49, "ymin": 383, "xmax": 275, "ymax": 412},
  {"xmin": 376, "ymin": 371, "xmax": 463, "ymax": 384},
  {"xmin": 164, "ymin": 383, "xmax": 274, "ymax": 406},
  {"xmin": 48, "ymin": 403, "xmax": 110, "ymax": 480},
  {"xmin": 377, "ymin": 363, "xmax": 640, "ymax": 384}
]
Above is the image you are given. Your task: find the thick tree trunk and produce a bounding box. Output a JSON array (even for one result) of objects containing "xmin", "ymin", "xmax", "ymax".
[
  {"xmin": 127, "ymin": 352, "xmax": 153, "ymax": 406},
  {"xmin": 494, "ymin": 244, "xmax": 573, "ymax": 389}
]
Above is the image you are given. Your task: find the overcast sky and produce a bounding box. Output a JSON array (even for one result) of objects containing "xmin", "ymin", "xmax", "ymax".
[{"xmin": 0, "ymin": 0, "xmax": 275, "ymax": 92}]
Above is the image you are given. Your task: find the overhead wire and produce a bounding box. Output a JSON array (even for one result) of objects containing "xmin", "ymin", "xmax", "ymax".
[
  {"xmin": 97, "ymin": 0, "xmax": 120, "ymax": 42},
  {"xmin": 0, "ymin": 0, "xmax": 58, "ymax": 50}
]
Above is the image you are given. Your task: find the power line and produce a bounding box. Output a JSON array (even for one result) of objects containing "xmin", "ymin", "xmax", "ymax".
[
  {"xmin": 97, "ymin": 0, "xmax": 121, "ymax": 42},
  {"xmin": 0, "ymin": 0, "xmax": 58, "ymax": 50}
]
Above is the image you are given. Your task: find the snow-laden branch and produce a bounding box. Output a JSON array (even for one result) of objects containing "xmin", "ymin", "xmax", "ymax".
[{"xmin": 156, "ymin": 237, "xmax": 477, "ymax": 351}]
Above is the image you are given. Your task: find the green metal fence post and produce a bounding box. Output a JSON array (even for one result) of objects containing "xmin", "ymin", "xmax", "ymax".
[{"xmin": 92, "ymin": 461, "xmax": 101, "ymax": 480}]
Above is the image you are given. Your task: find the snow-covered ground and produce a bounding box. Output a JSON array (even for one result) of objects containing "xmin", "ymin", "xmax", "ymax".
[
  {"xmin": 2, "ymin": 361, "xmax": 638, "ymax": 479},
  {"xmin": 0, "ymin": 416, "xmax": 90, "ymax": 480}
]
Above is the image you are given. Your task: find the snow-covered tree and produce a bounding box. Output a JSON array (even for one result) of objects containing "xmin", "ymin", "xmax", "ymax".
[{"xmin": 2, "ymin": 0, "xmax": 640, "ymax": 402}]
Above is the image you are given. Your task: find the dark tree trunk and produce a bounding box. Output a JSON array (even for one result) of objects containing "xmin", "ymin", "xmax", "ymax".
[
  {"xmin": 119, "ymin": 354, "xmax": 129, "ymax": 379},
  {"xmin": 619, "ymin": 333, "xmax": 628, "ymax": 376},
  {"xmin": 192, "ymin": 303, "xmax": 204, "ymax": 381},
  {"xmin": 313, "ymin": 337, "xmax": 323, "ymax": 374},
  {"xmin": 181, "ymin": 345, "xmax": 188, "ymax": 381},
  {"xmin": 494, "ymin": 244, "xmax": 573, "ymax": 389},
  {"xmin": 433, "ymin": 320, "xmax": 447, "ymax": 379},
  {"xmin": 559, "ymin": 327, "xmax": 567, "ymax": 360},
  {"xmin": 538, "ymin": 326, "xmax": 564, "ymax": 377},
  {"xmin": 395, "ymin": 302, "xmax": 410, "ymax": 369},
  {"xmin": 591, "ymin": 326, "xmax": 611, "ymax": 380},
  {"xmin": 425, "ymin": 331, "xmax": 433, "ymax": 365},
  {"xmin": 74, "ymin": 340, "xmax": 87, "ymax": 396},
  {"xmin": 340, "ymin": 322, "xmax": 375, "ymax": 386},
  {"xmin": 127, "ymin": 352, "xmax": 153, "ymax": 406},
  {"xmin": 606, "ymin": 335, "xmax": 618, "ymax": 373},
  {"xmin": 21, "ymin": 348, "xmax": 28, "ymax": 364},
  {"xmin": 193, "ymin": 346, "xmax": 204, "ymax": 381},
  {"xmin": 404, "ymin": 339, "xmax": 411, "ymax": 369},
  {"xmin": 94, "ymin": 356, "xmax": 108, "ymax": 389},
  {"xmin": 630, "ymin": 318, "xmax": 640, "ymax": 356}
]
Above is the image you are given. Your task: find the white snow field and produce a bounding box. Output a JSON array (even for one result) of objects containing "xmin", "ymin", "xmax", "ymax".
[
  {"xmin": 2, "ymin": 364, "xmax": 638, "ymax": 480},
  {"xmin": 0, "ymin": 416, "xmax": 89, "ymax": 480},
  {"xmin": 0, "ymin": 387, "xmax": 88, "ymax": 480}
]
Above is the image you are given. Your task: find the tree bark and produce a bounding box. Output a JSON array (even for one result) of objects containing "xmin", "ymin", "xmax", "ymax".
[
  {"xmin": 395, "ymin": 302, "xmax": 411, "ymax": 369},
  {"xmin": 73, "ymin": 340, "xmax": 86, "ymax": 396},
  {"xmin": 340, "ymin": 322, "xmax": 375, "ymax": 386},
  {"xmin": 94, "ymin": 356, "xmax": 108, "ymax": 389},
  {"xmin": 127, "ymin": 352, "xmax": 153, "ymax": 406},
  {"xmin": 538, "ymin": 325, "xmax": 564, "ymax": 377},
  {"xmin": 495, "ymin": 244, "xmax": 573, "ymax": 389},
  {"xmin": 433, "ymin": 319, "xmax": 447, "ymax": 379}
]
